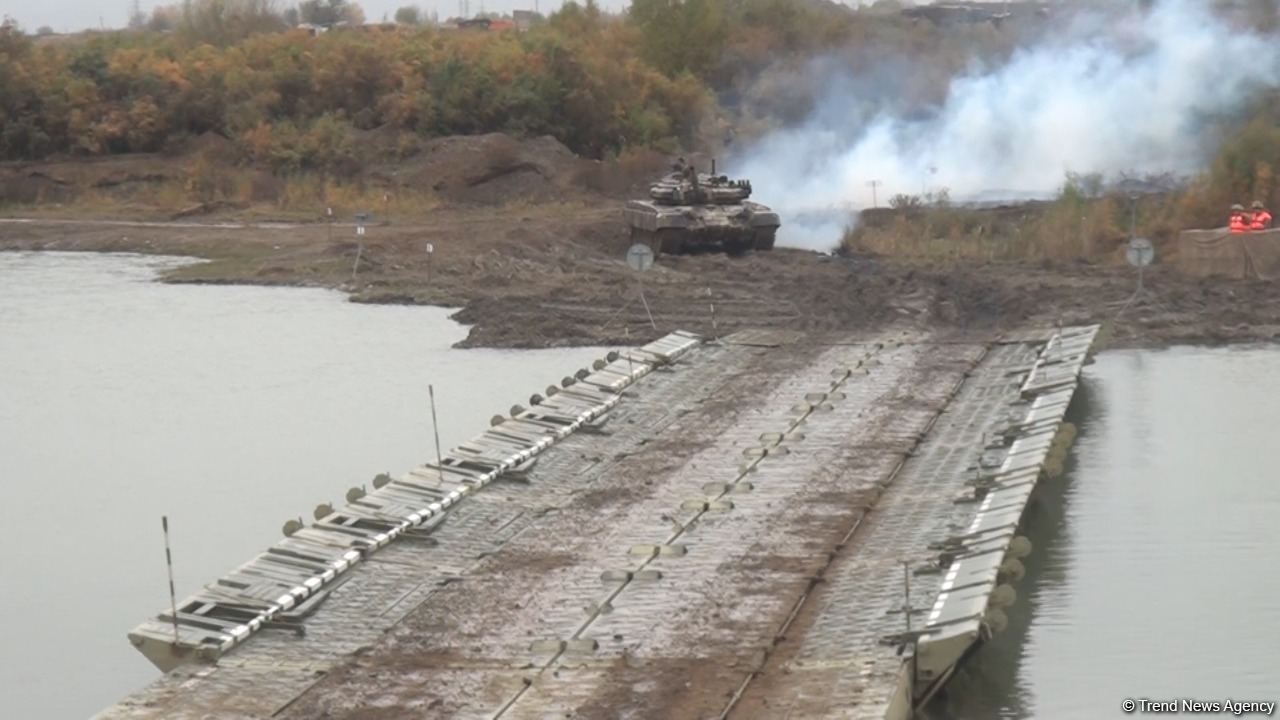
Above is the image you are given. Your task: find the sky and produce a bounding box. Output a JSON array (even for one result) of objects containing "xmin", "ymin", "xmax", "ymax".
[{"xmin": 5, "ymin": 0, "xmax": 627, "ymax": 32}]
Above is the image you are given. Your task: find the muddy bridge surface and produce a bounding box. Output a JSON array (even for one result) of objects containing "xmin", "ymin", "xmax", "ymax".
[{"xmin": 104, "ymin": 325, "xmax": 1097, "ymax": 720}]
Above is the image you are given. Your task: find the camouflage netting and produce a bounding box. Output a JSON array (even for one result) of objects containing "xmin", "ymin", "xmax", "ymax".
[{"xmin": 1176, "ymin": 229, "xmax": 1280, "ymax": 280}]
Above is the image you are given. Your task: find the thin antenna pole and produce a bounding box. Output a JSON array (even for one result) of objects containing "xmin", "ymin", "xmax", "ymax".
[
  {"xmin": 429, "ymin": 384, "xmax": 444, "ymax": 474},
  {"xmin": 903, "ymin": 559, "xmax": 919, "ymax": 716},
  {"xmin": 901, "ymin": 560, "xmax": 912, "ymax": 635},
  {"xmin": 162, "ymin": 516, "xmax": 180, "ymax": 645},
  {"xmin": 868, "ymin": 179, "xmax": 881, "ymax": 209}
]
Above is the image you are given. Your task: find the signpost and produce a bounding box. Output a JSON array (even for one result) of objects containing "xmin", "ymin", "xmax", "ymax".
[
  {"xmin": 352, "ymin": 212, "xmax": 369, "ymax": 282},
  {"xmin": 1113, "ymin": 236, "xmax": 1159, "ymax": 322},
  {"xmin": 626, "ymin": 243, "xmax": 657, "ymax": 330},
  {"xmin": 1126, "ymin": 236, "xmax": 1155, "ymax": 293},
  {"xmin": 625, "ymin": 243, "xmax": 655, "ymax": 272},
  {"xmin": 426, "ymin": 242, "xmax": 434, "ymax": 285}
]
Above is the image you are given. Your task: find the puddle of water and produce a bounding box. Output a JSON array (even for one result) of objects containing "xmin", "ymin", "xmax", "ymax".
[{"xmin": 0, "ymin": 251, "xmax": 610, "ymax": 719}]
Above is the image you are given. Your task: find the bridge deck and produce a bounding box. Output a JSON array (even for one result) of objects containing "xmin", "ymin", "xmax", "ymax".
[{"xmin": 102, "ymin": 326, "xmax": 1095, "ymax": 720}]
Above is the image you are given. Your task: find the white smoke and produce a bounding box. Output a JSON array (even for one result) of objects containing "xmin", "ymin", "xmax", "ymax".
[{"xmin": 735, "ymin": 0, "xmax": 1280, "ymax": 250}]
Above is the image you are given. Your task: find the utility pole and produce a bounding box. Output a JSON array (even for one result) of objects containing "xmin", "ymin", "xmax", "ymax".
[{"xmin": 867, "ymin": 180, "xmax": 882, "ymax": 209}]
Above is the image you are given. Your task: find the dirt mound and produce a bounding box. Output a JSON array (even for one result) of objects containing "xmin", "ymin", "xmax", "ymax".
[
  {"xmin": 575, "ymin": 149, "xmax": 673, "ymax": 199},
  {"xmin": 396, "ymin": 133, "xmax": 587, "ymax": 205},
  {"xmin": 0, "ymin": 152, "xmax": 184, "ymax": 205},
  {"xmin": 0, "ymin": 168, "xmax": 75, "ymax": 204},
  {"xmin": 167, "ymin": 131, "xmax": 237, "ymax": 159}
]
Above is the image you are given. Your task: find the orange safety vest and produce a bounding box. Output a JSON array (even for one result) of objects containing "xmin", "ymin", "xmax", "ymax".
[
  {"xmin": 1251, "ymin": 209, "xmax": 1272, "ymax": 231},
  {"xmin": 1230, "ymin": 213, "xmax": 1248, "ymax": 233}
]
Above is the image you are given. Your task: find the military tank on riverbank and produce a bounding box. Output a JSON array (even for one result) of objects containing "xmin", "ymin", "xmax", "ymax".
[{"xmin": 623, "ymin": 160, "xmax": 780, "ymax": 256}]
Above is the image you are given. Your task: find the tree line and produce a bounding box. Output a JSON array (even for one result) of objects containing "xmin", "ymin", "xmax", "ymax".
[
  {"xmin": 1, "ymin": 0, "xmax": 1276, "ymax": 214},
  {"xmin": 0, "ymin": 0, "xmax": 863, "ymax": 168}
]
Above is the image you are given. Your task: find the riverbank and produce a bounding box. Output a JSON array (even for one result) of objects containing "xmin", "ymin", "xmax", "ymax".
[{"xmin": 3, "ymin": 209, "xmax": 1278, "ymax": 350}]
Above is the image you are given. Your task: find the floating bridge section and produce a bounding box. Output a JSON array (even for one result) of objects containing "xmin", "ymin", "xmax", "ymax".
[
  {"xmin": 127, "ymin": 331, "xmax": 703, "ymax": 672},
  {"xmin": 106, "ymin": 325, "xmax": 1098, "ymax": 720}
]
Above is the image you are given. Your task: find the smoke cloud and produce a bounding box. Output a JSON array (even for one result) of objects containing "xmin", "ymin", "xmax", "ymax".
[{"xmin": 734, "ymin": 0, "xmax": 1280, "ymax": 250}]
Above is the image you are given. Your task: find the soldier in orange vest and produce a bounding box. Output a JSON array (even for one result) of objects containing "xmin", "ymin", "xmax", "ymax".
[
  {"xmin": 1250, "ymin": 200, "xmax": 1272, "ymax": 231},
  {"xmin": 1229, "ymin": 204, "xmax": 1249, "ymax": 233}
]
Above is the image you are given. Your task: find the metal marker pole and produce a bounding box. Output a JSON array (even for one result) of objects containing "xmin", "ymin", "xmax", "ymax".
[
  {"xmin": 707, "ymin": 287, "xmax": 718, "ymax": 340},
  {"xmin": 637, "ymin": 276, "xmax": 656, "ymax": 331},
  {"xmin": 429, "ymin": 384, "xmax": 444, "ymax": 476},
  {"xmin": 426, "ymin": 242, "xmax": 434, "ymax": 286},
  {"xmin": 162, "ymin": 516, "xmax": 180, "ymax": 645},
  {"xmin": 901, "ymin": 560, "xmax": 912, "ymax": 635},
  {"xmin": 903, "ymin": 559, "xmax": 918, "ymax": 719},
  {"xmin": 352, "ymin": 225, "xmax": 364, "ymax": 283},
  {"xmin": 625, "ymin": 327, "xmax": 633, "ymax": 378}
]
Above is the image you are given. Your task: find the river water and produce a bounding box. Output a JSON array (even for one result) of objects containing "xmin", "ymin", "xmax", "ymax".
[
  {"xmin": 6, "ymin": 254, "xmax": 1277, "ymax": 719},
  {"xmin": 0, "ymin": 252, "xmax": 608, "ymax": 719},
  {"xmin": 935, "ymin": 346, "xmax": 1280, "ymax": 719}
]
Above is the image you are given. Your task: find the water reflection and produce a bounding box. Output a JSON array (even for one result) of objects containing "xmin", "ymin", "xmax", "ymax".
[
  {"xmin": 0, "ymin": 251, "xmax": 608, "ymax": 719},
  {"xmin": 933, "ymin": 346, "xmax": 1280, "ymax": 719},
  {"xmin": 928, "ymin": 378, "xmax": 1100, "ymax": 719}
]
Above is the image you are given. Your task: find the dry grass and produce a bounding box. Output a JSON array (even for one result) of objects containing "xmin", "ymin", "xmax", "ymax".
[
  {"xmin": 845, "ymin": 193, "xmax": 1187, "ymax": 264},
  {"xmin": 2, "ymin": 166, "xmax": 444, "ymax": 223}
]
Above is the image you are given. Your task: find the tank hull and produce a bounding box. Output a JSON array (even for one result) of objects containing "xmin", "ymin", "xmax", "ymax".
[{"xmin": 624, "ymin": 199, "xmax": 780, "ymax": 255}]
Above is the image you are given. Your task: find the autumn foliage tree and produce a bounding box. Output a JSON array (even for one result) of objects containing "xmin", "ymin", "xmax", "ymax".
[{"xmin": 0, "ymin": 0, "xmax": 719, "ymax": 165}]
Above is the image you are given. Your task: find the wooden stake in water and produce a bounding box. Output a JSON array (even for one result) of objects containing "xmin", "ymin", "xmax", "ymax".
[
  {"xmin": 429, "ymin": 384, "xmax": 444, "ymax": 475},
  {"xmin": 162, "ymin": 516, "xmax": 180, "ymax": 645}
]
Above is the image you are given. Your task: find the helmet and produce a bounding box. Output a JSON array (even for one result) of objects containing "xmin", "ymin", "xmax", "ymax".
[
  {"xmin": 1252, "ymin": 200, "xmax": 1265, "ymax": 209},
  {"xmin": 1232, "ymin": 204, "xmax": 1245, "ymax": 211}
]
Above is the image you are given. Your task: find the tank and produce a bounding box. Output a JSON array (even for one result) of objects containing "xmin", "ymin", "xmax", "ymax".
[{"xmin": 623, "ymin": 161, "xmax": 780, "ymax": 255}]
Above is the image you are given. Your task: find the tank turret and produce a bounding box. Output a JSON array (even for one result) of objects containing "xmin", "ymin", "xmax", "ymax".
[{"xmin": 622, "ymin": 160, "xmax": 780, "ymax": 255}]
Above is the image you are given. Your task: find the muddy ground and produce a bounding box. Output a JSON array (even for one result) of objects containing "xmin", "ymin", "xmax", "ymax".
[{"xmin": 3, "ymin": 201, "xmax": 1279, "ymax": 351}]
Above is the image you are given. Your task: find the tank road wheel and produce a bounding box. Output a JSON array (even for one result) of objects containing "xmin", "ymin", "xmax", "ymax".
[
  {"xmin": 753, "ymin": 228, "xmax": 777, "ymax": 251},
  {"xmin": 724, "ymin": 234, "xmax": 753, "ymax": 257},
  {"xmin": 654, "ymin": 229, "xmax": 684, "ymax": 256}
]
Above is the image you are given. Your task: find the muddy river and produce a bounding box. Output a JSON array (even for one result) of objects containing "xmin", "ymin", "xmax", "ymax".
[
  {"xmin": 935, "ymin": 346, "xmax": 1280, "ymax": 718},
  {"xmin": 0, "ymin": 252, "xmax": 607, "ymax": 719}
]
